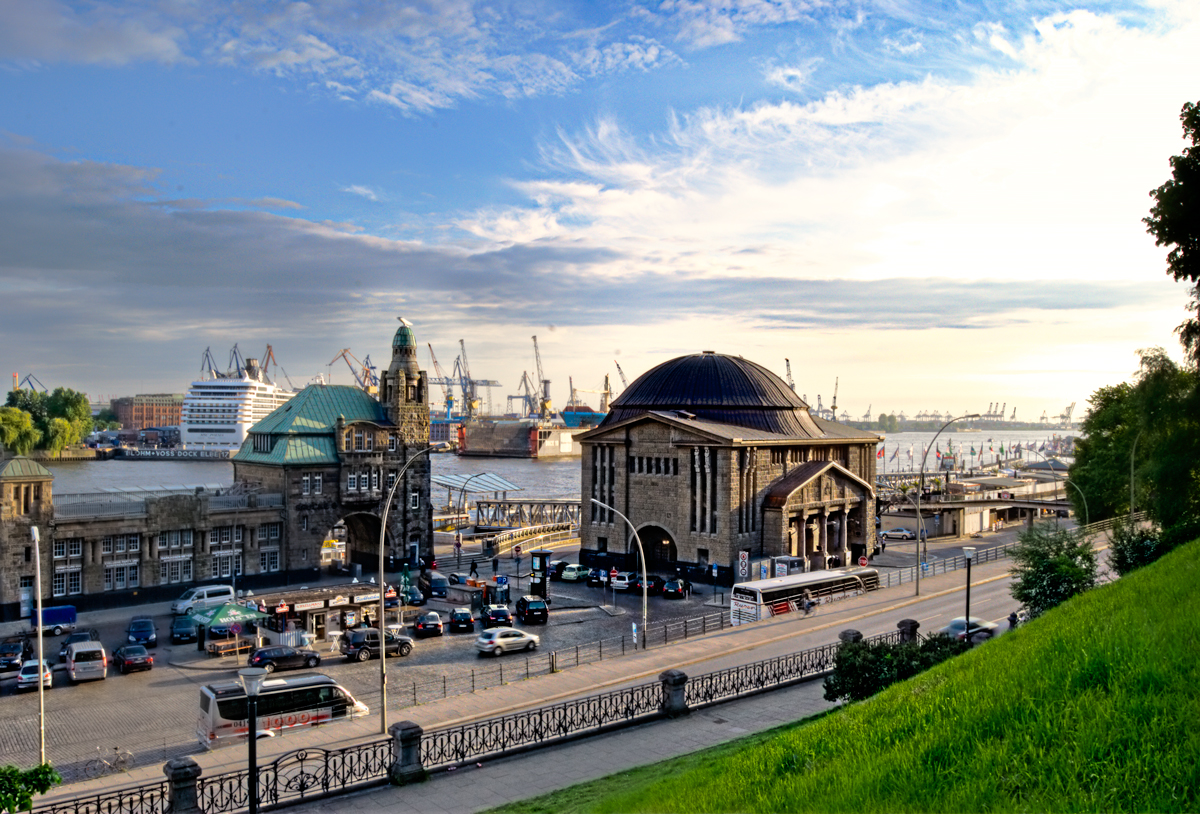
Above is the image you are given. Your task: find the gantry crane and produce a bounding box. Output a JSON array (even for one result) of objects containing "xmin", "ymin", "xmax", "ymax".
[{"xmin": 451, "ymin": 340, "xmax": 501, "ymax": 419}]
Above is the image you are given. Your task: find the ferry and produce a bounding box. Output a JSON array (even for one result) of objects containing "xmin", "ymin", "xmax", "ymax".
[{"xmin": 180, "ymin": 355, "xmax": 297, "ymax": 452}]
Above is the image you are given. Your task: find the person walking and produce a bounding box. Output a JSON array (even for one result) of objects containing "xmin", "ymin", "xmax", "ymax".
[{"xmin": 470, "ymin": 558, "xmax": 479, "ymax": 578}]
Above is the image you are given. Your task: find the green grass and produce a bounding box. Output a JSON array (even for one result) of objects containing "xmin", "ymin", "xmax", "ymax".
[{"xmin": 486, "ymin": 538, "xmax": 1200, "ymax": 813}]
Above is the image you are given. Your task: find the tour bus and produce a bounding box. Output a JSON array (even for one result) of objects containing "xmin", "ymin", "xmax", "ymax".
[
  {"xmin": 197, "ymin": 674, "xmax": 369, "ymax": 749},
  {"xmin": 730, "ymin": 567, "xmax": 881, "ymax": 626}
]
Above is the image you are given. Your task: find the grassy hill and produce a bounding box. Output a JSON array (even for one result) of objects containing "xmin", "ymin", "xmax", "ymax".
[{"xmin": 490, "ymin": 538, "xmax": 1200, "ymax": 813}]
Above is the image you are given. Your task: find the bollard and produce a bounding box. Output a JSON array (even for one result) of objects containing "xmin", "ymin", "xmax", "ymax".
[
  {"xmin": 897, "ymin": 619, "xmax": 920, "ymax": 643},
  {"xmin": 388, "ymin": 721, "xmax": 427, "ymax": 785},
  {"xmin": 163, "ymin": 757, "xmax": 203, "ymax": 814},
  {"xmin": 659, "ymin": 669, "xmax": 689, "ymax": 718}
]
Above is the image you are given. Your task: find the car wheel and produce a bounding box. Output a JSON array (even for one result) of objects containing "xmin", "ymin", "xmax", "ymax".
[
  {"xmin": 356, "ymin": 648, "xmax": 370, "ymax": 662},
  {"xmin": 52, "ymin": 626, "xmax": 63, "ymax": 636},
  {"xmin": 119, "ymin": 663, "xmax": 127, "ymax": 674},
  {"xmin": 263, "ymin": 663, "xmax": 276, "ymax": 673},
  {"xmin": 398, "ymin": 642, "xmax": 412, "ymax": 657},
  {"xmin": 492, "ymin": 646, "xmax": 503, "ymax": 657},
  {"xmin": 305, "ymin": 656, "xmax": 319, "ymax": 668},
  {"xmin": 526, "ymin": 640, "xmax": 536, "ymax": 651}
]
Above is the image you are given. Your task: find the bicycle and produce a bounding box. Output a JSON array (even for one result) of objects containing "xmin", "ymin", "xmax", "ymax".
[{"xmin": 83, "ymin": 745, "xmax": 135, "ymax": 779}]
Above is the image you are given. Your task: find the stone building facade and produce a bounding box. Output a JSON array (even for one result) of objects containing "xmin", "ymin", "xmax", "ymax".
[
  {"xmin": 578, "ymin": 352, "xmax": 882, "ymax": 585},
  {"xmin": 0, "ymin": 319, "xmax": 434, "ymax": 621},
  {"xmin": 111, "ymin": 393, "xmax": 184, "ymax": 430}
]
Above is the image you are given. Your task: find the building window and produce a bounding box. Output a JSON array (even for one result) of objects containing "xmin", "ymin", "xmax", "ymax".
[
  {"xmin": 220, "ymin": 527, "xmax": 232, "ymax": 544},
  {"xmin": 69, "ymin": 571, "xmax": 81, "ymax": 594},
  {"xmin": 371, "ymin": 469, "xmax": 379, "ymax": 490},
  {"xmin": 128, "ymin": 534, "xmax": 140, "ymax": 552},
  {"xmin": 103, "ymin": 537, "xmax": 114, "ymax": 554},
  {"xmin": 302, "ymin": 474, "xmax": 310, "ymax": 495},
  {"xmin": 314, "ymin": 474, "xmax": 322, "ymax": 495},
  {"xmin": 410, "ymin": 491, "xmax": 419, "ymax": 510},
  {"xmin": 114, "ymin": 567, "xmax": 126, "ymax": 591},
  {"xmin": 160, "ymin": 561, "xmax": 168, "ymax": 582},
  {"xmin": 301, "ymin": 515, "xmax": 308, "ymax": 531},
  {"xmin": 182, "ymin": 560, "xmax": 193, "ymax": 581},
  {"xmin": 128, "ymin": 564, "xmax": 139, "ymax": 587},
  {"xmin": 343, "ymin": 429, "xmax": 352, "ymax": 451},
  {"xmin": 233, "ymin": 526, "xmax": 243, "ymax": 543},
  {"xmin": 354, "ymin": 429, "xmax": 364, "ymax": 451},
  {"xmin": 388, "ymin": 435, "xmax": 397, "ymax": 451},
  {"xmin": 260, "ymin": 551, "xmax": 280, "ymax": 572},
  {"xmin": 269, "ymin": 523, "xmax": 280, "ymax": 540},
  {"xmin": 182, "ymin": 530, "xmax": 193, "ymax": 548},
  {"xmin": 596, "ymin": 536, "xmax": 608, "ymax": 553},
  {"xmin": 387, "ymin": 471, "xmax": 396, "ymax": 490},
  {"xmin": 104, "ymin": 568, "xmax": 113, "ymax": 591},
  {"xmin": 52, "ymin": 573, "xmax": 66, "ymax": 597},
  {"xmin": 114, "ymin": 536, "xmax": 126, "ymax": 553},
  {"xmin": 348, "ymin": 473, "xmax": 357, "ymax": 491},
  {"xmin": 366, "ymin": 432, "xmax": 374, "ymax": 451},
  {"xmin": 169, "ymin": 561, "xmax": 181, "ymax": 583},
  {"xmin": 697, "ymin": 548, "xmax": 709, "ymax": 565},
  {"xmin": 53, "ymin": 541, "xmax": 66, "ymax": 559}
]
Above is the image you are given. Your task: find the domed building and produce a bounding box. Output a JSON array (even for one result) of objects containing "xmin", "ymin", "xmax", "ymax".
[{"xmin": 578, "ymin": 351, "xmax": 882, "ymax": 583}]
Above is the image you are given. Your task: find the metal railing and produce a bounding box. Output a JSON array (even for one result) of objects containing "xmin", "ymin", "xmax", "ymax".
[
  {"xmin": 33, "ymin": 780, "xmax": 169, "ymax": 814},
  {"xmin": 53, "ymin": 501, "xmax": 148, "ymax": 520}
]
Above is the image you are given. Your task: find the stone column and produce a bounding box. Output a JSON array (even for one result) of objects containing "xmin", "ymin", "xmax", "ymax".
[
  {"xmin": 839, "ymin": 511, "xmax": 848, "ymax": 561},
  {"xmin": 163, "ymin": 757, "xmax": 203, "ymax": 814},
  {"xmin": 659, "ymin": 669, "xmax": 689, "ymax": 718},
  {"xmin": 388, "ymin": 720, "xmax": 426, "ymax": 785},
  {"xmin": 838, "ymin": 629, "xmax": 863, "ymax": 644},
  {"xmin": 897, "ymin": 619, "xmax": 920, "ymax": 643}
]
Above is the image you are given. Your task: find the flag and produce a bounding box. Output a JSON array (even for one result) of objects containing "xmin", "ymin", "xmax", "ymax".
[
  {"xmin": 877, "ymin": 446, "xmax": 884, "ymax": 459},
  {"xmin": 989, "ymin": 441, "xmax": 994, "ymax": 452},
  {"xmin": 970, "ymin": 445, "xmax": 976, "ymax": 456},
  {"xmin": 890, "ymin": 447, "xmax": 899, "ymax": 461},
  {"xmin": 1000, "ymin": 443, "xmax": 1005, "ymax": 455}
]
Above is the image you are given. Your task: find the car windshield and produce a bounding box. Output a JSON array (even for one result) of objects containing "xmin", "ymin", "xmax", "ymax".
[
  {"xmin": 130, "ymin": 620, "xmax": 153, "ymax": 632},
  {"xmin": 0, "ymin": 642, "xmax": 22, "ymax": 654},
  {"xmin": 124, "ymin": 646, "xmax": 148, "ymax": 656},
  {"xmin": 178, "ymin": 589, "xmax": 196, "ymax": 600}
]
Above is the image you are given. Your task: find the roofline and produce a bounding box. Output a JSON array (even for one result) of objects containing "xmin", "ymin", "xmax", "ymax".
[
  {"xmin": 762, "ymin": 460, "xmax": 875, "ymax": 509},
  {"xmin": 578, "ymin": 411, "xmax": 879, "ymax": 446}
]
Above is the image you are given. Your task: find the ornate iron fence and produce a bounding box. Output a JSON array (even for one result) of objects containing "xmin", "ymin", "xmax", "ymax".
[
  {"xmin": 33, "ymin": 780, "xmax": 169, "ymax": 814},
  {"xmin": 421, "ymin": 679, "xmax": 662, "ymax": 768},
  {"xmin": 196, "ymin": 738, "xmax": 394, "ymax": 813}
]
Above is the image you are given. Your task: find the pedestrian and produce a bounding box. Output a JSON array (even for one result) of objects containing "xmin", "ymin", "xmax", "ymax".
[{"xmin": 470, "ymin": 558, "xmax": 479, "ymax": 578}]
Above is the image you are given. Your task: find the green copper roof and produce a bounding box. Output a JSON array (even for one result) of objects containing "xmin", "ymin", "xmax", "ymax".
[
  {"xmin": 0, "ymin": 456, "xmax": 54, "ymax": 480},
  {"xmin": 393, "ymin": 322, "xmax": 416, "ymax": 348},
  {"xmin": 232, "ymin": 385, "xmax": 389, "ymax": 466}
]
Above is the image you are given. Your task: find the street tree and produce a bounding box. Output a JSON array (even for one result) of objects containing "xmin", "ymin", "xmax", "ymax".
[
  {"xmin": 0, "ymin": 763, "xmax": 60, "ymax": 812},
  {"xmin": 1009, "ymin": 522, "xmax": 1097, "ymax": 619},
  {"xmin": 0, "ymin": 408, "xmax": 42, "ymax": 455},
  {"xmin": 1144, "ymin": 100, "xmax": 1200, "ymax": 365}
]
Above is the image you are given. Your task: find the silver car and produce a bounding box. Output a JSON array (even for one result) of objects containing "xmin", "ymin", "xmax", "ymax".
[
  {"xmin": 474, "ymin": 628, "xmax": 539, "ymax": 656},
  {"xmin": 17, "ymin": 659, "xmax": 52, "ymax": 691}
]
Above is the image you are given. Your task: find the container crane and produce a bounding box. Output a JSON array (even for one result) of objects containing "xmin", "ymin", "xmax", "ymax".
[
  {"xmin": 16, "ymin": 373, "xmax": 48, "ymax": 392},
  {"xmin": 784, "ymin": 359, "xmax": 795, "ymax": 392},
  {"xmin": 199, "ymin": 347, "xmax": 222, "ymax": 380},
  {"xmin": 532, "ymin": 335, "xmax": 552, "ymax": 420},
  {"xmin": 228, "ymin": 344, "xmax": 247, "ymax": 378},
  {"xmin": 427, "ymin": 344, "xmax": 455, "ymax": 418},
  {"xmin": 614, "ymin": 360, "xmax": 629, "ymax": 389},
  {"xmin": 327, "ymin": 349, "xmax": 377, "ymax": 393}
]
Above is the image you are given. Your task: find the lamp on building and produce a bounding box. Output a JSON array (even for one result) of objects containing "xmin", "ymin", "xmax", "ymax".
[
  {"xmin": 914, "ymin": 414, "xmax": 980, "ymax": 596},
  {"xmin": 238, "ymin": 666, "xmax": 269, "ymax": 814},
  {"xmin": 590, "ymin": 499, "xmax": 648, "ymax": 650},
  {"xmin": 376, "ymin": 440, "xmax": 452, "ymax": 735},
  {"xmin": 962, "ymin": 546, "xmax": 976, "ymax": 643},
  {"xmin": 31, "ymin": 526, "xmax": 46, "ymax": 766}
]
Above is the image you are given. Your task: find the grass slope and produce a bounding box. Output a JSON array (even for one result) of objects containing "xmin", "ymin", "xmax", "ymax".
[{"xmin": 488, "ymin": 539, "xmax": 1200, "ymax": 813}]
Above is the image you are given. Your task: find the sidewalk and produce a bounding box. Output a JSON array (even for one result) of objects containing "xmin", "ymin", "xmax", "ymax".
[{"xmin": 33, "ymin": 553, "xmax": 1017, "ymax": 810}]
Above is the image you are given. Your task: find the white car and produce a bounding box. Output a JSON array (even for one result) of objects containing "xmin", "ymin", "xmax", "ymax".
[
  {"xmin": 474, "ymin": 628, "xmax": 539, "ymax": 656},
  {"xmin": 881, "ymin": 528, "xmax": 917, "ymax": 540},
  {"xmin": 17, "ymin": 659, "xmax": 52, "ymax": 691},
  {"xmin": 609, "ymin": 571, "xmax": 636, "ymax": 591}
]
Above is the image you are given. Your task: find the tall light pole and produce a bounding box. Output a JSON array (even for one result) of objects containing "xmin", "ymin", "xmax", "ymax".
[
  {"xmin": 914, "ymin": 414, "xmax": 980, "ymax": 596},
  {"xmin": 238, "ymin": 666, "xmax": 269, "ymax": 814},
  {"xmin": 1130, "ymin": 428, "xmax": 1143, "ymax": 529},
  {"xmin": 1025, "ymin": 447, "xmax": 1089, "ymax": 528},
  {"xmin": 590, "ymin": 499, "xmax": 648, "ymax": 649},
  {"xmin": 31, "ymin": 527, "xmax": 46, "ymax": 766},
  {"xmin": 963, "ymin": 546, "xmax": 976, "ymax": 640},
  {"xmin": 377, "ymin": 441, "xmax": 450, "ymax": 734}
]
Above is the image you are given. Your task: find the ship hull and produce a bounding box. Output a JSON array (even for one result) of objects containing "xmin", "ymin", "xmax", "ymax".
[{"xmin": 457, "ymin": 420, "xmax": 585, "ymax": 458}]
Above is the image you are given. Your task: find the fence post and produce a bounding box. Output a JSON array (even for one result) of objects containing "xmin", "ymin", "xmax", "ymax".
[
  {"xmin": 163, "ymin": 757, "xmax": 203, "ymax": 814},
  {"xmin": 838, "ymin": 629, "xmax": 863, "ymax": 644},
  {"xmin": 897, "ymin": 618, "xmax": 920, "ymax": 643},
  {"xmin": 388, "ymin": 721, "xmax": 427, "ymax": 785},
  {"xmin": 659, "ymin": 669, "xmax": 689, "ymax": 718}
]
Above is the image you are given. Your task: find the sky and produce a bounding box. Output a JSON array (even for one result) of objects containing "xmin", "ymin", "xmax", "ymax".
[{"xmin": 1, "ymin": 0, "xmax": 1197, "ymax": 424}]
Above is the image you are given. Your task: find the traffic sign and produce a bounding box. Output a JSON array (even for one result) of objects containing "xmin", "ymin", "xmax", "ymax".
[
  {"xmin": 454, "ymin": 540, "xmax": 462, "ymax": 550},
  {"xmin": 514, "ymin": 545, "xmax": 522, "ymax": 556},
  {"xmin": 609, "ymin": 567, "xmax": 618, "ymax": 578},
  {"xmin": 229, "ymin": 622, "xmax": 242, "ymax": 635},
  {"xmin": 859, "ymin": 556, "xmax": 869, "ymax": 567},
  {"xmin": 496, "ymin": 575, "xmax": 508, "ymax": 586}
]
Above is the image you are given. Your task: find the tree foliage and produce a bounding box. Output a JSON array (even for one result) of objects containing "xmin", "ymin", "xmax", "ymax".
[
  {"xmin": 0, "ymin": 763, "xmax": 60, "ymax": 813},
  {"xmin": 823, "ymin": 635, "xmax": 968, "ymax": 703},
  {"xmin": 1009, "ymin": 522, "xmax": 1097, "ymax": 619},
  {"xmin": 1106, "ymin": 517, "xmax": 1170, "ymax": 577},
  {"xmin": 2, "ymin": 387, "xmax": 92, "ymax": 452},
  {"xmin": 1144, "ymin": 101, "xmax": 1200, "ymax": 364},
  {"xmin": 0, "ymin": 408, "xmax": 42, "ymax": 455}
]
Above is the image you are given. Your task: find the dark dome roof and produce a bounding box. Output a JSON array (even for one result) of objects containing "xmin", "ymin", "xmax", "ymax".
[{"xmin": 603, "ymin": 352, "xmax": 824, "ymax": 437}]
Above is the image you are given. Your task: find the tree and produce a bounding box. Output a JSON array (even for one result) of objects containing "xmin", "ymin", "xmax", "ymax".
[
  {"xmin": 1144, "ymin": 101, "xmax": 1200, "ymax": 366},
  {"xmin": 45, "ymin": 418, "xmax": 74, "ymax": 455},
  {"xmin": 0, "ymin": 763, "xmax": 60, "ymax": 812},
  {"xmin": 1069, "ymin": 381, "xmax": 1140, "ymax": 521},
  {"xmin": 0, "ymin": 408, "xmax": 41, "ymax": 455},
  {"xmin": 823, "ymin": 635, "xmax": 968, "ymax": 703},
  {"xmin": 1009, "ymin": 522, "xmax": 1097, "ymax": 618},
  {"xmin": 1106, "ymin": 517, "xmax": 1168, "ymax": 576}
]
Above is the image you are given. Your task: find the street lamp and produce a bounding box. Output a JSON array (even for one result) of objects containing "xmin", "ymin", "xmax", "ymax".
[
  {"xmin": 1025, "ymin": 447, "xmax": 1088, "ymax": 528},
  {"xmin": 914, "ymin": 414, "xmax": 980, "ymax": 596},
  {"xmin": 238, "ymin": 666, "xmax": 269, "ymax": 814},
  {"xmin": 455, "ymin": 473, "xmax": 488, "ymax": 569},
  {"xmin": 1130, "ymin": 428, "xmax": 1143, "ymax": 529},
  {"xmin": 377, "ymin": 440, "xmax": 451, "ymax": 734},
  {"xmin": 31, "ymin": 527, "xmax": 46, "ymax": 766},
  {"xmin": 590, "ymin": 499, "xmax": 648, "ymax": 650},
  {"xmin": 963, "ymin": 546, "xmax": 975, "ymax": 642}
]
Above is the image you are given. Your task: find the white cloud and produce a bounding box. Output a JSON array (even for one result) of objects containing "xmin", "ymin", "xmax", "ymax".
[
  {"xmin": 0, "ymin": 0, "xmax": 188, "ymax": 66},
  {"xmin": 343, "ymin": 185, "xmax": 380, "ymax": 202}
]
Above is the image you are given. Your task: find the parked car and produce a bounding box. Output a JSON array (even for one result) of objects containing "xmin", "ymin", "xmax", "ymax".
[
  {"xmin": 413, "ymin": 612, "xmax": 444, "ymax": 637},
  {"xmin": 58, "ymin": 629, "xmax": 101, "ymax": 663},
  {"xmin": 448, "ymin": 608, "xmax": 476, "ymax": 633},
  {"xmin": 559, "ymin": 564, "xmax": 589, "ymax": 582},
  {"xmin": 125, "ymin": 616, "xmax": 158, "ymax": 647},
  {"xmin": 632, "ymin": 575, "xmax": 667, "ymax": 595},
  {"xmin": 403, "ymin": 586, "xmax": 426, "ymax": 606},
  {"xmin": 610, "ymin": 572, "xmax": 637, "ymax": 591},
  {"xmin": 547, "ymin": 560, "xmax": 569, "ymax": 581},
  {"xmin": 661, "ymin": 578, "xmax": 693, "ymax": 599},
  {"xmin": 0, "ymin": 635, "xmax": 33, "ymax": 671},
  {"xmin": 65, "ymin": 642, "xmax": 107, "ymax": 682},
  {"xmin": 881, "ymin": 527, "xmax": 917, "ymax": 540},
  {"xmin": 339, "ymin": 628, "xmax": 414, "ymax": 661},
  {"xmin": 515, "ymin": 595, "xmax": 548, "ymax": 624},
  {"xmin": 586, "ymin": 568, "xmax": 608, "ymax": 587},
  {"xmin": 170, "ymin": 584, "xmax": 235, "ymax": 615},
  {"xmin": 418, "ymin": 571, "xmax": 450, "ymax": 598},
  {"xmin": 17, "ymin": 659, "xmax": 52, "ymax": 691},
  {"xmin": 248, "ymin": 645, "xmax": 321, "ymax": 672},
  {"xmin": 112, "ymin": 645, "xmax": 154, "ymax": 674},
  {"xmin": 474, "ymin": 628, "xmax": 539, "ymax": 656},
  {"xmin": 482, "ymin": 605, "xmax": 514, "ymax": 629},
  {"xmin": 448, "ymin": 572, "xmax": 471, "ymax": 585},
  {"xmin": 939, "ymin": 616, "xmax": 999, "ymax": 642},
  {"xmin": 170, "ymin": 616, "xmax": 198, "ymax": 644}
]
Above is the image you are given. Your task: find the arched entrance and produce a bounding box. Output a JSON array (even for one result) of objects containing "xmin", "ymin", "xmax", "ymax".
[
  {"xmin": 633, "ymin": 524, "xmax": 677, "ymax": 569},
  {"xmin": 341, "ymin": 512, "xmax": 382, "ymax": 573}
]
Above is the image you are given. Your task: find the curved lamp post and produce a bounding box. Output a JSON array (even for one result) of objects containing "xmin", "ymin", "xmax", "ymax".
[
  {"xmin": 238, "ymin": 666, "xmax": 269, "ymax": 814},
  {"xmin": 1024, "ymin": 446, "xmax": 1088, "ymax": 529},
  {"xmin": 31, "ymin": 527, "xmax": 45, "ymax": 766},
  {"xmin": 590, "ymin": 499, "xmax": 648, "ymax": 649},
  {"xmin": 914, "ymin": 414, "xmax": 980, "ymax": 596},
  {"xmin": 377, "ymin": 441, "xmax": 451, "ymax": 734}
]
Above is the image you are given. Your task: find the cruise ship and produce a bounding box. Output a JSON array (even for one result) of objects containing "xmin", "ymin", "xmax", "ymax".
[{"xmin": 180, "ymin": 356, "xmax": 297, "ymax": 452}]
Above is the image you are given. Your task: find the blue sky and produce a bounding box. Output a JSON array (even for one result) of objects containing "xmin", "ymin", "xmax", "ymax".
[{"xmin": 1, "ymin": 0, "xmax": 1197, "ymax": 422}]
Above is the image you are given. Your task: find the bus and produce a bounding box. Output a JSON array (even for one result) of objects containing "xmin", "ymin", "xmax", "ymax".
[
  {"xmin": 197, "ymin": 674, "xmax": 369, "ymax": 749},
  {"xmin": 730, "ymin": 566, "xmax": 880, "ymax": 626}
]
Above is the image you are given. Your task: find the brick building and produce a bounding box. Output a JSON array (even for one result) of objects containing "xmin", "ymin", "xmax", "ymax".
[
  {"xmin": 577, "ymin": 352, "xmax": 882, "ymax": 585},
  {"xmin": 111, "ymin": 393, "xmax": 184, "ymax": 431}
]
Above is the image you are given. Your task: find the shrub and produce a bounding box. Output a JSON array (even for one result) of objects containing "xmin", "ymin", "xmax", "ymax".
[
  {"xmin": 1010, "ymin": 522, "xmax": 1097, "ymax": 618},
  {"xmin": 1108, "ymin": 517, "xmax": 1167, "ymax": 575},
  {"xmin": 823, "ymin": 635, "xmax": 968, "ymax": 703}
]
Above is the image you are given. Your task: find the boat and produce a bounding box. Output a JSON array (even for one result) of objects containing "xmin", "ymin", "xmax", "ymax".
[
  {"xmin": 457, "ymin": 417, "xmax": 586, "ymax": 458},
  {"xmin": 180, "ymin": 352, "xmax": 297, "ymax": 452}
]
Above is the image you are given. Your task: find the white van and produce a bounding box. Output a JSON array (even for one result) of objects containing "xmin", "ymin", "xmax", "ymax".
[
  {"xmin": 559, "ymin": 564, "xmax": 589, "ymax": 582},
  {"xmin": 66, "ymin": 642, "xmax": 107, "ymax": 683},
  {"xmin": 171, "ymin": 585, "xmax": 235, "ymax": 615}
]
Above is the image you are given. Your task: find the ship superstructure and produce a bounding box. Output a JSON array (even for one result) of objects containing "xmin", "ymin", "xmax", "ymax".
[{"xmin": 180, "ymin": 349, "xmax": 297, "ymax": 452}]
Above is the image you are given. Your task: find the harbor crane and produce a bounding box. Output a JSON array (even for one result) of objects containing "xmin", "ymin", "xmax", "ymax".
[
  {"xmin": 1056, "ymin": 402, "xmax": 1076, "ymax": 428},
  {"xmin": 830, "ymin": 377, "xmax": 838, "ymax": 416},
  {"xmin": 262, "ymin": 344, "xmax": 300, "ymax": 390},
  {"xmin": 570, "ymin": 375, "xmax": 614, "ymax": 412},
  {"xmin": 784, "ymin": 359, "xmax": 796, "ymax": 392},
  {"xmin": 327, "ymin": 349, "xmax": 378, "ymax": 394},
  {"xmin": 15, "ymin": 373, "xmax": 48, "ymax": 392},
  {"xmin": 613, "ymin": 360, "xmax": 629, "ymax": 390},
  {"xmin": 532, "ymin": 336, "xmax": 552, "ymax": 419},
  {"xmin": 861, "ymin": 404, "xmax": 872, "ymax": 422},
  {"xmin": 228, "ymin": 344, "xmax": 247, "ymax": 378},
  {"xmin": 507, "ymin": 372, "xmax": 538, "ymax": 417},
  {"xmin": 452, "ymin": 340, "xmax": 501, "ymax": 419},
  {"xmin": 427, "ymin": 344, "xmax": 454, "ymax": 418}
]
